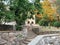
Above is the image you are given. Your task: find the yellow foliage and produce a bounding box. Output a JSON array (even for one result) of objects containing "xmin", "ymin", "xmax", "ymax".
[
  {"xmin": 36, "ymin": 0, "xmax": 56, "ymax": 21},
  {"xmin": 42, "ymin": 0, "xmax": 55, "ymax": 15},
  {"xmin": 41, "ymin": 0, "xmax": 56, "ymax": 21}
]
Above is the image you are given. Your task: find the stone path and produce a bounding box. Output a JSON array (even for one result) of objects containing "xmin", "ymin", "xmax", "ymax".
[
  {"xmin": 0, "ymin": 30, "xmax": 37, "ymax": 45},
  {"xmin": 21, "ymin": 30, "xmax": 37, "ymax": 45},
  {"xmin": 0, "ymin": 31, "xmax": 24, "ymax": 45},
  {"xmin": 0, "ymin": 30, "xmax": 60, "ymax": 45}
]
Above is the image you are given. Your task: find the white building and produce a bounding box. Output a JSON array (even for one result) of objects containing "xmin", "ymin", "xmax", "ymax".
[{"xmin": 25, "ymin": 15, "xmax": 36, "ymax": 26}]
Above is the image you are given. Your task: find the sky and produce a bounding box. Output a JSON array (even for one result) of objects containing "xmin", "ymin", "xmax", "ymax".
[
  {"xmin": 29, "ymin": 0, "xmax": 56, "ymax": 3},
  {"xmin": 28, "ymin": 0, "xmax": 35, "ymax": 3},
  {"xmin": 2, "ymin": 0, "xmax": 10, "ymax": 5}
]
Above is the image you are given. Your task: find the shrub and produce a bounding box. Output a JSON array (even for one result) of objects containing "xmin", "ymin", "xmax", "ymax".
[
  {"xmin": 39, "ymin": 19, "xmax": 49, "ymax": 26},
  {"xmin": 53, "ymin": 21, "xmax": 60, "ymax": 27},
  {"xmin": 50, "ymin": 22, "xmax": 54, "ymax": 26},
  {"xmin": 50, "ymin": 20, "xmax": 56, "ymax": 26},
  {"xmin": 16, "ymin": 25, "xmax": 22, "ymax": 31}
]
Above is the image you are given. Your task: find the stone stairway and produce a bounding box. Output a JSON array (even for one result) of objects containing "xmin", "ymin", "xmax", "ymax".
[
  {"xmin": 21, "ymin": 38, "xmax": 32, "ymax": 45},
  {"xmin": 21, "ymin": 30, "xmax": 37, "ymax": 45}
]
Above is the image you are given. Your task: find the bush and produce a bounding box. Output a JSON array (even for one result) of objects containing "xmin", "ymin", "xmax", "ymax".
[
  {"xmin": 50, "ymin": 22, "xmax": 54, "ymax": 26},
  {"xmin": 16, "ymin": 25, "xmax": 22, "ymax": 31},
  {"xmin": 53, "ymin": 21, "xmax": 60, "ymax": 27},
  {"xmin": 50, "ymin": 20, "xmax": 56, "ymax": 26},
  {"xmin": 39, "ymin": 19, "xmax": 49, "ymax": 26}
]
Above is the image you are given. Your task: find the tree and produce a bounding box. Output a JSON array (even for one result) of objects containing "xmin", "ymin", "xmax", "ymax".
[
  {"xmin": 0, "ymin": 0, "xmax": 5, "ymax": 22},
  {"xmin": 0, "ymin": 0, "xmax": 15, "ymax": 24},
  {"xmin": 34, "ymin": 0, "xmax": 43, "ymax": 14},
  {"xmin": 0, "ymin": 0, "xmax": 43, "ymax": 30},
  {"xmin": 9, "ymin": 0, "xmax": 43, "ymax": 30},
  {"xmin": 41, "ymin": 0, "xmax": 55, "ymax": 21},
  {"xmin": 56, "ymin": 0, "xmax": 60, "ymax": 15}
]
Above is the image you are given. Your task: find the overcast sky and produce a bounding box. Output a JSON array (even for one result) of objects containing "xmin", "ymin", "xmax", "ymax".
[{"xmin": 2, "ymin": 0, "xmax": 10, "ymax": 5}]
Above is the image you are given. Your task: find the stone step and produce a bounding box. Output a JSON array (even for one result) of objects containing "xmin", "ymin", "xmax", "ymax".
[
  {"xmin": 22, "ymin": 40, "xmax": 30, "ymax": 44},
  {"xmin": 22, "ymin": 38, "xmax": 33, "ymax": 45},
  {"xmin": 25, "ymin": 39, "xmax": 32, "ymax": 42},
  {"xmin": 21, "ymin": 42, "xmax": 27, "ymax": 45}
]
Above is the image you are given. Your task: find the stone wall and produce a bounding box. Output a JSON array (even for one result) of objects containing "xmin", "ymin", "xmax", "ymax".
[{"xmin": 32, "ymin": 26, "xmax": 60, "ymax": 35}]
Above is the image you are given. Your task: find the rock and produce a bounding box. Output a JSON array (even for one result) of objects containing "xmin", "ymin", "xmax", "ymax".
[{"xmin": 1, "ymin": 33, "xmax": 9, "ymax": 41}]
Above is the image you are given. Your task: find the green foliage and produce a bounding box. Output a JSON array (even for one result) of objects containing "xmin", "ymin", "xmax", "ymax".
[
  {"xmin": 49, "ymin": 20, "xmax": 56, "ymax": 26},
  {"xmin": 16, "ymin": 25, "xmax": 22, "ymax": 31},
  {"xmin": 38, "ymin": 14, "xmax": 49, "ymax": 26},
  {"xmin": 43, "ymin": 14, "xmax": 49, "ymax": 19},
  {"xmin": 53, "ymin": 21, "xmax": 60, "ymax": 27},
  {"xmin": 10, "ymin": 0, "xmax": 43, "ymax": 30},
  {"xmin": 39, "ymin": 19, "xmax": 49, "ymax": 26},
  {"xmin": 34, "ymin": 0, "xmax": 43, "ymax": 14},
  {"xmin": 5, "ymin": 11, "xmax": 15, "ymax": 22},
  {"xmin": 0, "ymin": 0, "xmax": 43, "ymax": 30},
  {"xmin": 10, "ymin": 0, "xmax": 35, "ymax": 25},
  {"xmin": 0, "ymin": 0, "xmax": 15, "ymax": 23},
  {"xmin": 10, "ymin": 0, "xmax": 34, "ymax": 30},
  {"xmin": 56, "ymin": 0, "xmax": 60, "ymax": 15},
  {"xmin": 57, "ymin": 6, "xmax": 60, "ymax": 15},
  {"xmin": 56, "ymin": 0, "xmax": 60, "ymax": 5},
  {"xmin": 0, "ymin": 1, "xmax": 6, "ymax": 21},
  {"xmin": 50, "ymin": 21, "xmax": 54, "ymax": 26}
]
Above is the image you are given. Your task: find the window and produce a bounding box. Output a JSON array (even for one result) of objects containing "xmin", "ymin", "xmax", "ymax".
[
  {"xmin": 27, "ymin": 21, "xmax": 30, "ymax": 24},
  {"xmin": 31, "ymin": 21, "xmax": 34, "ymax": 24}
]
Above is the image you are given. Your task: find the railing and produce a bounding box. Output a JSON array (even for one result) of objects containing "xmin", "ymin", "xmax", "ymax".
[{"xmin": 28, "ymin": 34, "xmax": 60, "ymax": 45}]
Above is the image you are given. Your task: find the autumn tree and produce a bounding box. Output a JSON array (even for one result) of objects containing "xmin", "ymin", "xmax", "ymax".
[{"xmin": 41, "ymin": 0, "xmax": 56, "ymax": 21}]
